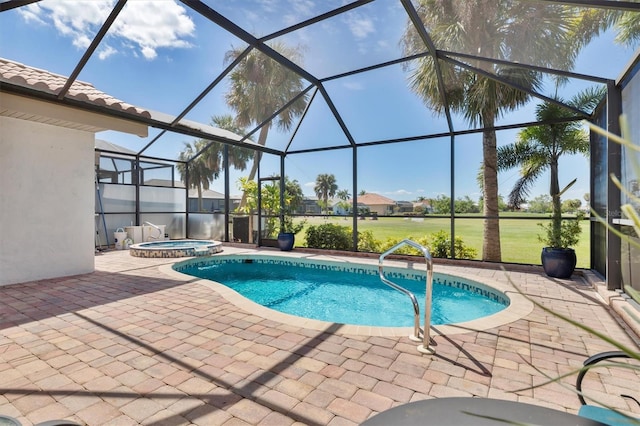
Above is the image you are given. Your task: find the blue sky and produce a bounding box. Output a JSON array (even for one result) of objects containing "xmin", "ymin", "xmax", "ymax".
[{"xmin": 1, "ymin": 0, "xmax": 636, "ymax": 203}]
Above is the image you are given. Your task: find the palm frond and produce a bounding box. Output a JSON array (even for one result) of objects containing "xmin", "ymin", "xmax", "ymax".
[
  {"xmin": 508, "ymin": 163, "xmax": 546, "ymax": 209},
  {"xmin": 568, "ymin": 85, "xmax": 607, "ymax": 113},
  {"xmin": 615, "ymin": 11, "xmax": 640, "ymax": 46}
]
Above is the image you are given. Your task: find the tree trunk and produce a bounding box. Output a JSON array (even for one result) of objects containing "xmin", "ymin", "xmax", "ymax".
[
  {"xmin": 550, "ymin": 158, "xmax": 561, "ymax": 245},
  {"xmin": 482, "ymin": 113, "xmax": 502, "ymax": 262},
  {"xmin": 197, "ymin": 186, "xmax": 203, "ymax": 212},
  {"xmin": 238, "ymin": 126, "xmax": 270, "ymax": 211}
]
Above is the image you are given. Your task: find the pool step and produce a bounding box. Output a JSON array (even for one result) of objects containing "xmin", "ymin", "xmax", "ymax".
[{"xmin": 194, "ymin": 247, "xmax": 210, "ymax": 256}]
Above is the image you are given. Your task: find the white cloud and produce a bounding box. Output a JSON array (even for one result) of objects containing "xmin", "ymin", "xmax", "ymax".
[
  {"xmin": 290, "ymin": 0, "xmax": 314, "ymax": 19},
  {"xmin": 73, "ymin": 34, "xmax": 93, "ymax": 49},
  {"xmin": 19, "ymin": 0, "xmax": 195, "ymax": 61},
  {"xmin": 344, "ymin": 13, "xmax": 375, "ymax": 40},
  {"xmin": 387, "ymin": 189, "xmax": 412, "ymax": 197},
  {"xmin": 114, "ymin": 1, "xmax": 195, "ymax": 60},
  {"xmin": 257, "ymin": 0, "xmax": 279, "ymax": 13},
  {"xmin": 343, "ymin": 81, "xmax": 364, "ymax": 91},
  {"xmin": 17, "ymin": 5, "xmax": 47, "ymax": 25},
  {"xmin": 377, "ymin": 39, "xmax": 390, "ymax": 49},
  {"xmin": 98, "ymin": 45, "xmax": 117, "ymax": 60}
]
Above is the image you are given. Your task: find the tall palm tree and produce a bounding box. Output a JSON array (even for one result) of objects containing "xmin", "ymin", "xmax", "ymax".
[
  {"xmin": 199, "ymin": 115, "xmax": 253, "ymax": 176},
  {"xmin": 337, "ymin": 189, "xmax": 351, "ymax": 201},
  {"xmin": 177, "ymin": 141, "xmax": 213, "ymax": 212},
  {"xmin": 336, "ymin": 189, "xmax": 352, "ymax": 217},
  {"xmin": 179, "ymin": 115, "xmax": 253, "ymax": 212},
  {"xmin": 314, "ymin": 174, "xmax": 338, "ymax": 215},
  {"xmin": 225, "ymin": 43, "xmax": 308, "ymax": 209},
  {"xmin": 401, "ymin": 1, "xmax": 611, "ymax": 262},
  {"xmin": 285, "ymin": 177, "xmax": 305, "ymax": 214},
  {"xmin": 497, "ymin": 87, "xmax": 604, "ymax": 244}
]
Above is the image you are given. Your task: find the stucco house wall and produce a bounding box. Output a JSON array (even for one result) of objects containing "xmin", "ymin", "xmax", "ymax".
[
  {"xmin": 355, "ymin": 193, "xmax": 397, "ymax": 216},
  {"xmin": 364, "ymin": 204, "xmax": 392, "ymax": 216},
  {"xmin": 0, "ymin": 58, "xmax": 149, "ymax": 286},
  {"xmin": 0, "ymin": 116, "xmax": 95, "ymax": 285}
]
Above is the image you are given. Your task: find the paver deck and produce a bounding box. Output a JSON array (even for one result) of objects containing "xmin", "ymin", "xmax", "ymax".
[{"xmin": 1, "ymin": 246, "xmax": 639, "ymax": 425}]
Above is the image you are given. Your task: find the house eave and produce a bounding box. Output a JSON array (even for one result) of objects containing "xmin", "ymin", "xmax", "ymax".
[{"xmin": 0, "ymin": 91, "xmax": 149, "ymax": 137}]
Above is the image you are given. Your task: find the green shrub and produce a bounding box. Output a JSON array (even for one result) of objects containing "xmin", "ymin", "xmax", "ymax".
[
  {"xmin": 376, "ymin": 232, "xmax": 476, "ymax": 259},
  {"xmin": 538, "ymin": 212, "xmax": 584, "ymax": 248},
  {"xmin": 304, "ymin": 225, "xmax": 477, "ymax": 259},
  {"xmin": 429, "ymin": 230, "xmax": 477, "ymax": 259},
  {"xmin": 378, "ymin": 238, "xmax": 415, "ymax": 255},
  {"xmin": 305, "ymin": 223, "xmax": 352, "ymax": 250},
  {"xmin": 357, "ymin": 230, "xmax": 381, "ymax": 252},
  {"xmin": 378, "ymin": 236, "xmax": 430, "ymax": 256}
]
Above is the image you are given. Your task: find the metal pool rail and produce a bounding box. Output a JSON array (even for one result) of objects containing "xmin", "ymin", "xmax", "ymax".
[{"xmin": 379, "ymin": 239, "xmax": 435, "ymax": 354}]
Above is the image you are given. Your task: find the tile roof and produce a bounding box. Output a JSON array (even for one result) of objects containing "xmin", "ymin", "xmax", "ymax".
[
  {"xmin": 95, "ymin": 138, "xmax": 138, "ymax": 155},
  {"xmin": 355, "ymin": 193, "xmax": 397, "ymax": 205},
  {"xmin": 0, "ymin": 58, "xmax": 151, "ymax": 119}
]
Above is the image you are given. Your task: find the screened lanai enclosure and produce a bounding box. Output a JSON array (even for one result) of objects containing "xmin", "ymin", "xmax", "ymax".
[{"xmin": 1, "ymin": 1, "xmax": 639, "ymax": 294}]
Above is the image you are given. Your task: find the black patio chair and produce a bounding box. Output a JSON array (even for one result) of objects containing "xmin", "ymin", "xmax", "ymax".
[{"xmin": 576, "ymin": 350, "xmax": 640, "ymax": 425}]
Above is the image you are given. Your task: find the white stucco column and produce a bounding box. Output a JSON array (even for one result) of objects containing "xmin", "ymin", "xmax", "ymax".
[{"xmin": 0, "ymin": 116, "xmax": 95, "ymax": 285}]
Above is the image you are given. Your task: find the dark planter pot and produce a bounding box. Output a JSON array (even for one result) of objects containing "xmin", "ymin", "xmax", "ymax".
[
  {"xmin": 261, "ymin": 238, "xmax": 279, "ymax": 248},
  {"xmin": 541, "ymin": 247, "xmax": 577, "ymax": 278},
  {"xmin": 277, "ymin": 232, "xmax": 295, "ymax": 251}
]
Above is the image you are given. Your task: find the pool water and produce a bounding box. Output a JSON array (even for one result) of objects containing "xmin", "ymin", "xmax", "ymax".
[
  {"xmin": 177, "ymin": 258, "xmax": 509, "ymax": 327},
  {"xmin": 138, "ymin": 240, "xmax": 214, "ymax": 248}
]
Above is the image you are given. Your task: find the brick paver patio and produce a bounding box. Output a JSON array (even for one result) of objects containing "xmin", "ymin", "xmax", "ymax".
[{"xmin": 1, "ymin": 246, "xmax": 638, "ymax": 425}]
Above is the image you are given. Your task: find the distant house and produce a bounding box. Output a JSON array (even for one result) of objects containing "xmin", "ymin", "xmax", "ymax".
[
  {"xmin": 143, "ymin": 178, "xmax": 179, "ymax": 187},
  {"xmin": 297, "ymin": 196, "xmax": 323, "ymax": 214},
  {"xmin": 332, "ymin": 198, "xmax": 350, "ymax": 215},
  {"xmin": 95, "ymin": 139, "xmax": 138, "ymax": 184},
  {"xmin": 186, "ymin": 188, "xmax": 241, "ymax": 213},
  {"xmin": 353, "ymin": 193, "xmax": 396, "ymax": 216},
  {"xmin": 142, "ymin": 179, "xmax": 241, "ymax": 212},
  {"xmin": 96, "ymin": 141, "xmax": 176, "ymax": 186},
  {"xmin": 395, "ymin": 200, "xmax": 414, "ymax": 213},
  {"xmin": 413, "ymin": 199, "xmax": 434, "ymax": 214}
]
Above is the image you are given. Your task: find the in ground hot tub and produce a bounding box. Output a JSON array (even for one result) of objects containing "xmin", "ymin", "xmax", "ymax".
[{"xmin": 129, "ymin": 240, "xmax": 222, "ymax": 258}]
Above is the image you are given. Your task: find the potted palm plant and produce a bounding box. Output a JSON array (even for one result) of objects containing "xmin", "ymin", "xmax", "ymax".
[
  {"xmin": 538, "ymin": 179, "xmax": 584, "ymax": 278},
  {"xmin": 498, "ymin": 87, "xmax": 602, "ymax": 278}
]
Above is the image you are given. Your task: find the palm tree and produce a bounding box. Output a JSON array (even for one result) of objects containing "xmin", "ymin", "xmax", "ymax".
[
  {"xmin": 314, "ymin": 174, "xmax": 338, "ymax": 215},
  {"xmin": 615, "ymin": 12, "xmax": 640, "ymax": 46},
  {"xmin": 179, "ymin": 115, "xmax": 253, "ymax": 213},
  {"xmin": 497, "ymin": 87, "xmax": 604, "ymax": 245},
  {"xmin": 285, "ymin": 178, "xmax": 305, "ymax": 214},
  {"xmin": 199, "ymin": 115, "xmax": 253, "ymax": 177},
  {"xmin": 177, "ymin": 141, "xmax": 214, "ymax": 212},
  {"xmin": 337, "ymin": 189, "xmax": 351, "ymax": 201},
  {"xmin": 401, "ymin": 1, "xmax": 611, "ymax": 262},
  {"xmin": 225, "ymin": 43, "xmax": 308, "ymax": 209},
  {"xmin": 336, "ymin": 189, "xmax": 352, "ymax": 217}
]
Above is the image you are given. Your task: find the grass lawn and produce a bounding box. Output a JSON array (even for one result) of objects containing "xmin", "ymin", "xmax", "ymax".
[{"xmin": 293, "ymin": 215, "xmax": 590, "ymax": 268}]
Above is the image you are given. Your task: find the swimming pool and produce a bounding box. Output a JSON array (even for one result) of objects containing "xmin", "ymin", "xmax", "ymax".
[
  {"xmin": 129, "ymin": 240, "xmax": 223, "ymax": 258},
  {"xmin": 172, "ymin": 255, "xmax": 510, "ymax": 328}
]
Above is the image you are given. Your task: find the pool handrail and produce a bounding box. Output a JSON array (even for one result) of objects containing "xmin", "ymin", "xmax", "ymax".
[
  {"xmin": 378, "ymin": 239, "xmax": 435, "ymax": 355},
  {"xmin": 143, "ymin": 221, "xmax": 163, "ymax": 240}
]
